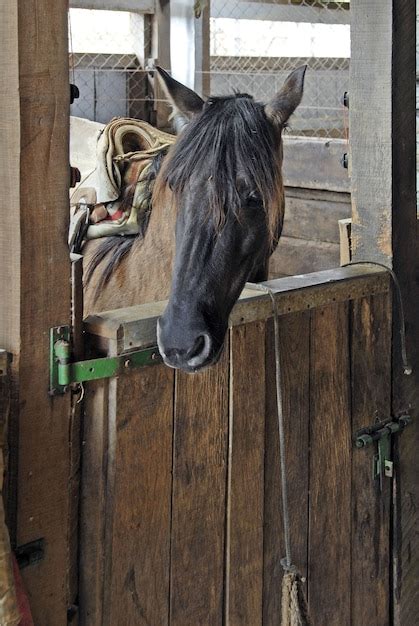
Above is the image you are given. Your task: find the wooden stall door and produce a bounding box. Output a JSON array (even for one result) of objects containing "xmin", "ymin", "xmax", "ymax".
[{"xmin": 79, "ymin": 276, "xmax": 393, "ymax": 625}]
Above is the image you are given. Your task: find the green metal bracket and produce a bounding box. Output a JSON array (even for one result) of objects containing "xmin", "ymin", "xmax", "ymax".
[
  {"xmin": 355, "ymin": 416, "xmax": 410, "ymax": 490},
  {"xmin": 49, "ymin": 325, "xmax": 161, "ymax": 395}
]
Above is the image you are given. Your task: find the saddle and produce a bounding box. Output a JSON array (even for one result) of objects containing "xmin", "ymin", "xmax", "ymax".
[{"xmin": 69, "ymin": 117, "xmax": 175, "ymax": 254}]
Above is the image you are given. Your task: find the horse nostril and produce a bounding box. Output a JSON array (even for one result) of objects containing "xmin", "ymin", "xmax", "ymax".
[
  {"xmin": 186, "ymin": 335, "xmax": 205, "ymax": 360},
  {"xmin": 186, "ymin": 333, "xmax": 212, "ymax": 368}
]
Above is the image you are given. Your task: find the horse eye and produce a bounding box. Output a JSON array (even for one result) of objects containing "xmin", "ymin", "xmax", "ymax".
[{"xmin": 246, "ymin": 191, "xmax": 261, "ymax": 205}]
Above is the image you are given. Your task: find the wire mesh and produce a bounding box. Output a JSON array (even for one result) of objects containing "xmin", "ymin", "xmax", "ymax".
[
  {"xmin": 69, "ymin": 1, "xmax": 350, "ymax": 137},
  {"xmin": 69, "ymin": 9, "xmax": 153, "ymax": 124},
  {"xmin": 207, "ymin": 0, "xmax": 350, "ymax": 138}
]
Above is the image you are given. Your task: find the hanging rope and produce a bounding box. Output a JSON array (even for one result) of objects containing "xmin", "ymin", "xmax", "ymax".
[
  {"xmin": 245, "ymin": 281, "xmax": 310, "ymax": 626},
  {"xmin": 341, "ymin": 261, "xmax": 412, "ymax": 376}
]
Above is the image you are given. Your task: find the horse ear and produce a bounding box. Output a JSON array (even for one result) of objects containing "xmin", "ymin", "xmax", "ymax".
[
  {"xmin": 155, "ymin": 66, "xmax": 204, "ymax": 122},
  {"xmin": 265, "ymin": 66, "xmax": 306, "ymax": 126}
]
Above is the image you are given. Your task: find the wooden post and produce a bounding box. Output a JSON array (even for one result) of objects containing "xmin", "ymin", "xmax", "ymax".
[
  {"xmin": 152, "ymin": 0, "xmax": 171, "ymax": 128},
  {"xmin": 194, "ymin": 2, "xmax": 210, "ymax": 97},
  {"xmin": 350, "ymin": 1, "xmax": 418, "ymax": 623},
  {"xmin": 0, "ymin": 1, "xmax": 72, "ymax": 623}
]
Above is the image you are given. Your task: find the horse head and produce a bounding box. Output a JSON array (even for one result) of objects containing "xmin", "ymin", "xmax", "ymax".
[{"xmin": 156, "ymin": 66, "xmax": 306, "ymax": 372}]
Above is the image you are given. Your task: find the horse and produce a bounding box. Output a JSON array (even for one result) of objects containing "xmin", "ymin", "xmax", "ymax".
[{"xmin": 82, "ymin": 65, "xmax": 306, "ymax": 372}]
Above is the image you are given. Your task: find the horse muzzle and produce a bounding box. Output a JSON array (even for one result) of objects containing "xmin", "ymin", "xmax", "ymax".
[{"xmin": 157, "ymin": 315, "xmax": 223, "ymax": 373}]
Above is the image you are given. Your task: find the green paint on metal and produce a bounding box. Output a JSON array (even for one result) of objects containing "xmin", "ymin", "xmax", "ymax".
[
  {"xmin": 354, "ymin": 416, "xmax": 410, "ymax": 490},
  {"xmin": 49, "ymin": 325, "xmax": 161, "ymax": 395},
  {"xmin": 49, "ymin": 326, "xmax": 70, "ymax": 396},
  {"xmin": 69, "ymin": 349, "xmax": 161, "ymax": 384}
]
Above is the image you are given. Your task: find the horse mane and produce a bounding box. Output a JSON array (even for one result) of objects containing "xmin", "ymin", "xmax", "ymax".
[
  {"xmin": 87, "ymin": 95, "xmax": 285, "ymax": 294},
  {"xmin": 153, "ymin": 93, "xmax": 284, "ymax": 242},
  {"xmin": 85, "ymin": 149, "xmax": 167, "ymax": 292}
]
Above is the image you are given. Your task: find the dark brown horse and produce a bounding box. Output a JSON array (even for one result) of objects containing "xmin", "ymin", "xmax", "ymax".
[{"xmin": 84, "ymin": 66, "xmax": 306, "ymax": 371}]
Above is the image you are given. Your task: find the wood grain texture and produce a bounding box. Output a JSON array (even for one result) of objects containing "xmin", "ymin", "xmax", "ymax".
[
  {"xmin": 270, "ymin": 236, "xmax": 340, "ymax": 277},
  {"xmin": 263, "ymin": 313, "xmax": 310, "ymax": 624},
  {"xmin": 283, "ymin": 189, "xmax": 350, "ymax": 244},
  {"xmin": 85, "ymin": 266, "xmax": 390, "ymax": 352},
  {"xmin": 153, "ymin": 0, "xmax": 171, "ymax": 129},
  {"xmin": 0, "ymin": 1, "xmax": 72, "ymax": 623},
  {"xmin": 339, "ymin": 218, "xmax": 352, "ymax": 266},
  {"xmin": 282, "ymin": 138, "xmax": 350, "ymax": 193},
  {"xmin": 351, "ymin": 2, "xmax": 418, "ymax": 622},
  {"xmin": 79, "ymin": 379, "xmax": 110, "ymax": 626},
  {"xmin": 309, "ymin": 303, "xmax": 351, "ymax": 625},
  {"xmin": 350, "ymin": 294, "xmax": 392, "ymax": 626},
  {"xmin": 106, "ymin": 365, "xmax": 174, "ymax": 626},
  {"xmin": 170, "ymin": 345, "xmax": 229, "ymax": 625},
  {"xmin": 350, "ymin": 0, "xmax": 392, "ymax": 264},
  {"xmin": 389, "ymin": 3, "xmax": 419, "ymax": 624},
  {"xmin": 225, "ymin": 322, "xmax": 265, "ymax": 625}
]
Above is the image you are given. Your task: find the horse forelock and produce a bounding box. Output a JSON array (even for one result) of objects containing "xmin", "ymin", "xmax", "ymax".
[{"xmin": 152, "ymin": 94, "xmax": 285, "ymax": 243}]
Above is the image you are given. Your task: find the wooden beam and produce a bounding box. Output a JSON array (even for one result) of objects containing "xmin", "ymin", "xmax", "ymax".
[
  {"xmin": 70, "ymin": 0, "xmax": 155, "ymax": 13},
  {"xmin": 84, "ymin": 265, "xmax": 390, "ymax": 352},
  {"xmin": 151, "ymin": 0, "xmax": 171, "ymax": 128},
  {"xmin": 194, "ymin": 1, "xmax": 210, "ymax": 97},
  {"xmin": 0, "ymin": 0, "xmax": 72, "ymax": 623},
  {"xmin": 350, "ymin": 1, "xmax": 418, "ymax": 623},
  {"xmin": 283, "ymin": 138, "xmax": 350, "ymax": 193}
]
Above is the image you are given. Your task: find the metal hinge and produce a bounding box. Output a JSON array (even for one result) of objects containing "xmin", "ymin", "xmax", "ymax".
[
  {"xmin": 355, "ymin": 415, "xmax": 411, "ymax": 490},
  {"xmin": 49, "ymin": 325, "xmax": 161, "ymax": 395}
]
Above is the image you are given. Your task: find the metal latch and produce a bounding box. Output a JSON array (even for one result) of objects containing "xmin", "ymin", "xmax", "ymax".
[
  {"xmin": 15, "ymin": 538, "xmax": 45, "ymax": 569},
  {"xmin": 355, "ymin": 416, "xmax": 410, "ymax": 490},
  {"xmin": 49, "ymin": 325, "xmax": 161, "ymax": 395}
]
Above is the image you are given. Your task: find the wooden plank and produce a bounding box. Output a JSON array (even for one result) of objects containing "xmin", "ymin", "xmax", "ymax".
[
  {"xmin": 270, "ymin": 236, "xmax": 340, "ymax": 277},
  {"xmin": 283, "ymin": 138, "xmax": 350, "ymax": 193},
  {"xmin": 263, "ymin": 312, "xmax": 310, "ymax": 624},
  {"xmin": 350, "ymin": 294, "xmax": 392, "ymax": 625},
  {"xmin": 194, "ymin": 0, "xmax": 210, "ymax": 97},
  {"xmin": 389, "ymin": 3, "xmax": 419, "ymax": 624},
  {"xmin": 339, "ymin": 218, "xmax": 352, "ymax": 265},
  {"xmin": 225, "ymin": 321, "xmax": 265, "ymax": 624},
  {"xmin": 283, "ymin": 189, "xmax": 350, "ymax": 244},
  {"xmin": 152, "ymin": 0, "xmax": 171, "ymax": 129},
  {"xmin": 0, "ymin": 353, "xmax": 20, "ymax": 626},
  {"xmin": 350, "ymin": 2, "xmax": 418, "ymax": 622},
  {"xmin": 79, "ymin": 379, "xmax": 109, "ymax": 626},
  {"xmin": 308, "ymin": 303, "xmax": 351, "ymax": 625},
  {"xmin": 105, "ymin": 364, "xmax": 174, "ymax": 626},
  {"xmin": 0, "ymin": 1, "xmax": 72, "ymax": 622},
  {"xmin": 70, "ymin": 0, "xmax": 155, "ymax": 12},
  {"xmin": 84, "ymin": 266, "xmax": 390, "ymax": 351},
  {"xmin": 170, "ymin": 345, "xmax": 229, "ymax": 624}
]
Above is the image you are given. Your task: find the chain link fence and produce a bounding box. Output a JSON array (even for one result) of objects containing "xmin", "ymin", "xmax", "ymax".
[
  {"xmin": 69, "ymin": 8, "xmax": 153, "ymax": 124},
  {"xmin": 207, "ymin": 0, "xmax": 350, "ymax": 137},
  {"xmin": 70, "ymin": 1, "xmax": 350, "ymax": 137}
]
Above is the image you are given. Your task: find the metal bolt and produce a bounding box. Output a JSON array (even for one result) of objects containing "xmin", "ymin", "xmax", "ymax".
[
  {"xmin": 341, "ymin": 91, "xmax": 349, "ymax": 108},
  {"xmin": 355, "ymin": 434, "xmax": 373, "ymax": 448},
  {"xmin": 341, "ymin": 153, "xmax": 348, "ymax": 169}
]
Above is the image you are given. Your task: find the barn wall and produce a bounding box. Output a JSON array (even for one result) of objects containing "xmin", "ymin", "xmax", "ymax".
[{"xmin": 271, "ymin": 137, "xmax": 351, "ymax": 278}]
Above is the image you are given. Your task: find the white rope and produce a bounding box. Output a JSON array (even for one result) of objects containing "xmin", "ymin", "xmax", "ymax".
[{"xmin": 245, "ymin": 282, "xmax": 295, "ymax": 572}]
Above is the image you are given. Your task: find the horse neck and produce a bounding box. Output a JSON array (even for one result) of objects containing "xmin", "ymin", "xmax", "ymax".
[{"xmin": 83, "ymin": 198, "xmax": 176, "ymax": 316}]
